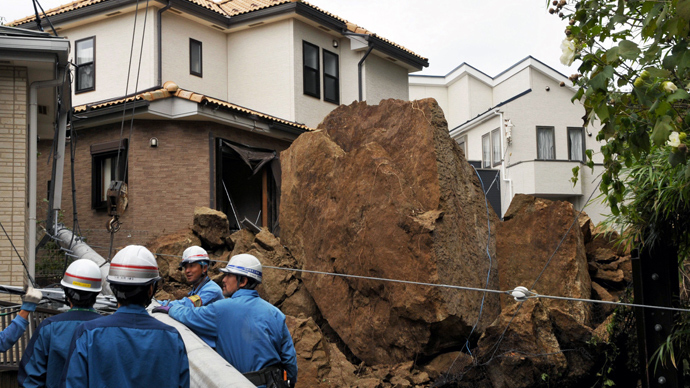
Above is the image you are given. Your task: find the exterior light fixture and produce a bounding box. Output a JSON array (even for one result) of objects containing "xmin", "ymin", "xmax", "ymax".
[
  {"xmin": 332, "ymin": 40, "xmax": 339, "ymax": 48},
  {"xmin": 150, "ymin": 137, "xmax": 158, "ymax": 147}
]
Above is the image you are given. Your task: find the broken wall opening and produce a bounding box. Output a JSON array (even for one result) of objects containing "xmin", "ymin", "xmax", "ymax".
[{"xmin": 216, "ymin": 139, "xmax": 280, "ymax": 235}]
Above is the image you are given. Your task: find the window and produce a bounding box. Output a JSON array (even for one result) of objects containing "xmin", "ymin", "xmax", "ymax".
[
  {"xmin": 537, "ymin": 126, "xmax": 555, "ymax": 160},
  {"xmin": 568, "ymin": 127, "xmax": 585, "ymax": 162},
  {"xmin": 323, "ymin": 49, "xmax": 339, "ymax": 104},
  {"xmin": 303, "ymin": 41, "xmax": 320, "ymax": 98},
  {"xmin": 482, "ymin": 134, "xmax": 491, "ymax": 168},
  {"xmin": 190, "ymin": 39, "xmax": 202, "ymax": 77},
  {"xmin": 75, "ymin": 37, "xmax": 95, "ymax": 93},
  {"xmin": 455, "ymin": 135, "xmax": 467, "ymax": 157},
  {"xmin": 91, "ymin": 140, "xmax": 127, "ymax": 210},
  {"xmin": 491, "ymin": 128, "xmax": 501, "ymax": 166}
]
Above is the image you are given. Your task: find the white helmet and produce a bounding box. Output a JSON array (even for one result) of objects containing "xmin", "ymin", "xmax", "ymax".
[
  {"xmin": 220, "ymin": 254, "xmax": 262, "ymax": 284},
  {"xmin": 61, "ymin": 259, "xmax": 103, "ymax": 292},
  {"xmin": 180, "ymin": 246, "xmax": 210, "ymax": 268},
  {"xmin": 107, "ymin": 245, "xmax": 160, "ymax": 286}
]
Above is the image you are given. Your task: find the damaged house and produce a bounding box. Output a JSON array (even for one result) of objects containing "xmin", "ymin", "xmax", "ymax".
[{"xmin": 9, "ymin": 0, "xmax": 428, "ymax": 256}]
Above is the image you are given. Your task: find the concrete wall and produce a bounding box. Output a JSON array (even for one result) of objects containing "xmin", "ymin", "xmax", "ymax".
[
  {"xmin": 37, "ymin": 120, "xmax": 291, "ymax": 259},
  {"xmin": 65, "ymin": 8, "xmax": 157, "ymax": 106},
  {"xmin": 363, "ymin": 53, "xmax": 409, "ymax": 105},
  {"xmin": 0, "ymin": 66, "xmax": 28, "ymax": 295},
  {"xmin": 162, "ymin": 12, "xmax": 228, "ymax": 100}
]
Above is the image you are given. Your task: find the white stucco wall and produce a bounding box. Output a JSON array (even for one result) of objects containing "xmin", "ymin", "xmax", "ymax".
[
  {"xmin": 363, "ymin": 53, "xmax": 409, "ymax": 105},
  {"xmin": 492, "ymin": 67, "xmax": 531, "ymax": 104},
  {"xmin": 467, "ymin": 76, "xmax": 493, "ymax": 120},
  {"xmin": 161, "ymin": 12, "xmax": 228, "ymax": 100},
  {"xmin": 227, "ymin": 19, "xmax": 293, "ymax": 122},
  {"xmin": 446, "ymin": 75, "xmax": 470, "ymax": 128},
  {"xmin": 65, "ymin": 8, "xmax": 157, "ymax": 106},
  {"xmin": 409, "ymin": 83, "xmax": 448, "ymax": 117}
]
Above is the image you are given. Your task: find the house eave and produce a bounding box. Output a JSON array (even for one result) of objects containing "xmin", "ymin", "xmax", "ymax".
[{"xmin": 368, "ymin": 35, "xmax": 428, "ymax": 71}]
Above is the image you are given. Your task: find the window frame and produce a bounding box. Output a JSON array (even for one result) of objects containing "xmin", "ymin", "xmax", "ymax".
[
  {"xmin": 455, "ymin": 135, "xmax": 468, "ymax": 157},
  {"xmin": 491, "ymin": 128, "xmax": 501, "ymax": 167},
  {"xmin": 322, "ymin": 48, "xmax": 340, "ymax": 104},
  {"xmin": 302, "ymin": 41, "xmax": 320, "ymax": 99},
  {"xmin": 91, "ymin": 140, "xmax": 127, "ymax": 210},
  {"xmin": 567, "ymin": 127, "xmax": 586, "ymax": 162},
  {"xmin": 536, "ymin": 126, "xmax": 556, "ymax": 160},
  {"xmin": 190, "ymin": 38, "xmax": 203, "ymax": 77},
  {"xmin": 75, "ymin": 36, "xmax": 96, "ymax": 94},
  {"xmin": 482, "ymin": 133, "xmax": 491, "ymax": 168}
]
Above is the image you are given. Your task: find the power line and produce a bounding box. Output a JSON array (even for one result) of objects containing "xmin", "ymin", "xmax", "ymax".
[{"xmin": 261, "ymin": 265, "xmax": 690, "ymax": 313}]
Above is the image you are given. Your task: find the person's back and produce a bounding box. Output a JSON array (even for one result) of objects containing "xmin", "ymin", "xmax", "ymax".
[
  {"xmin": 19, "ymin": 259, "xmax": 102, "ymax": 388},
  {"xmin": 19, "ymin": 310, "xmax": 100, "ymax": 388},
  {"xmin": 64, "ymin": 305, "xmax": 188, "ymax": 387},
  {"xmin": 61, "ymin": 245, "xmax": 189, "ymax": 388}
]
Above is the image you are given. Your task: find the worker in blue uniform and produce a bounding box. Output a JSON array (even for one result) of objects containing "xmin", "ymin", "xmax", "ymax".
[
  {"xmin": 154, "ymin": 253, "xmax": 297, "ymax": 388},
  {"xmin": 61, "ymin": 245, "xmax": 189, "ymax": 388},
  {"xmin": 157, "ymin": 246, "xmax": 223, "ymax": 347},
  {"xmin": 19, "ymin": 259, "xmax": 103, "ymax": 388},
  {"xmin": 0, "ymin": 286, "xmax": 42, "ymax": 352}
]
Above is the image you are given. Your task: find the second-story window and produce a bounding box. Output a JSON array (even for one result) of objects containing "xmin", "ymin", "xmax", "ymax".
[
  {"xmin": 323, "ymin": 49, "xmax": 339, "ymax": 104},
  {"xmin": 303, "ymin": 41, "xmax": 320, "ymax": 98},
  {"xmin": 75, "ymin": 37, "xmax": 95, "ymax": 93},
  {"xmin": 190, "ymin": 39, "xmax": 202, "ymax": 77},
  {"xmin": 537, "ymin": 126, "xmax": 555, "ymax": 160},
  {"xmin": 491, "ymin": 128, "xmax": 501, "ymax": 166},
  {"xmin": 482, "ymin": 133, "xmax": 491, "ymax": 168},
  {"xmin": 568, "ymin": 127, "xmax": 585, "ymax": 162}
]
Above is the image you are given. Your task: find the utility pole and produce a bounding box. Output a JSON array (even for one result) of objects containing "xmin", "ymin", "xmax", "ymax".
[{"xmin": 632, "ymin": 241, "xmax": 683, "ymax": 388}]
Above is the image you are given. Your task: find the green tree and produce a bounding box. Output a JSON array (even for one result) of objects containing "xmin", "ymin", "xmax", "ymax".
[{"xmin": 552, "ymin": 0, "xmax": 690, "ymax": 251}]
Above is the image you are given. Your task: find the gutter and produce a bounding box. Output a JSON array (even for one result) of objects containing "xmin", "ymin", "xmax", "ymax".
[
  {"xmin": 157, "ymin": 0, "xmax": 172, "ymax": 86},
  {"xmin": 342, "ymin": 31, "xmax": 374, "ymax": 102}
]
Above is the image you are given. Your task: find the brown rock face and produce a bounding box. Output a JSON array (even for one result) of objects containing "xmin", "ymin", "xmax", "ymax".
[
  {"xmin": 192, "ymin": 206, "xmax": 230, "ymax": 248},
  {"xmin": 497, "ymin": 194, "xmax": 591, "ymax": 325},
  {"xmin": 280, "ymin": 99, "xmax": 500, "ymax": 365}
]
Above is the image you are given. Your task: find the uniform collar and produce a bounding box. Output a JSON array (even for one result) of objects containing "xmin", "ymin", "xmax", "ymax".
[
  {"xmin": 116, "ymin": 304, "xmax": 149, "ymax": 314},
  {"xmin": 231, "ymin": 288, "xmax": 258, "ymax": 299}
]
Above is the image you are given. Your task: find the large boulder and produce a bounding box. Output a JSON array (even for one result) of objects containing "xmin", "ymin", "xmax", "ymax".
[
  {"xmin": 280, "ymin": 99, "xmax": 500, "ymax": 365},
  {"xmin": 497, "ymin": 194, "xmax": 591, "ymax": 325}
]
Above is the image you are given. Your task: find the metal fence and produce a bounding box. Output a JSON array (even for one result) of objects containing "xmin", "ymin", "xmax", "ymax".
[{"xmin": 0, "ymin": 301, "xmax": 60, "ymax": 371}]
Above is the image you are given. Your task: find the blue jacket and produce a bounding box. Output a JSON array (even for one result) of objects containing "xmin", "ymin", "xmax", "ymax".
[
  {"xmin": 168, "ymin": 277, "xmax": 223, "ymax": 347},
  {"xmin": 169, "ymin": 289, "xmax": 297, "ymax": 386},
  {"xmin": 19, "ymin": 309, "xmax": 101, "ymax": 388},
  {"xmin": 0, "ymin": 314, "xmax": 28, "ymax": 352},
  {"xmin": 61, "ymin": 305, "xmax": 189, "ymax": 388}
]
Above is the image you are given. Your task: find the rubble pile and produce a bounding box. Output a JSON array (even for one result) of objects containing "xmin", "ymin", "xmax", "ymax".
[{"xmin": 140, "ymin": 100, "xmax": 632, "ymax": 388}]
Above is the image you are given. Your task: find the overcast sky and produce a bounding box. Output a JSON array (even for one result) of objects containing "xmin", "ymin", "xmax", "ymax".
[{"xmin": 2, "ymin": 0, "xmax": 575, "ymax": 77}]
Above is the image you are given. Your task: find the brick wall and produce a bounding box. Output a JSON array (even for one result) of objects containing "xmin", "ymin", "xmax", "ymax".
[
  {"xmin": 0, "ymin": 66, "xmax": 28, "ymax": 299},
  {"xmin": 37, "ymin": 119, "xmax": 291, "ymax": 258}
]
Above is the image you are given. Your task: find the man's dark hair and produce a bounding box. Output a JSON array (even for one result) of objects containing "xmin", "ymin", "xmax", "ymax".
[
  {"xmin": 64, "ymin": 288, "xmax": 98, "ymax": 308},
  {"xmin": 236, "ymin": 275, "xmax": 258, "ymax": 290},
  {"xmin": 110, "ymin": 283, "xmax": 157, "ymax": 307}
]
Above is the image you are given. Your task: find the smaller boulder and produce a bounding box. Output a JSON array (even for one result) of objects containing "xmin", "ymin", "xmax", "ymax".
[{"xmin": 193, "ymin": 207, "xmax": 230, "ymax": 248}]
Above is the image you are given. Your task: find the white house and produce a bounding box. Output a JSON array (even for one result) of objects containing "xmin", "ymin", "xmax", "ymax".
[
  {"xmin": 11, "ymin": 0, "xmax": 428, "ymax": 129},
  {"xmin": 7, "ymin": 0, "xmax": 428, "ymax": 261},
  {"xmin": 410, "ymin": 56, "xmax": 608, "ymax": 224}
]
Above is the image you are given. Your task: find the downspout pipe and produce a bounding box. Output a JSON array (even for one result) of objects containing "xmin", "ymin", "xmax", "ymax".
[
  {"xmin": 29, "ymin": 65, "xmax": 66, "ymax": 282},
  {"xmin": 357, "ymin": 45, "xmax": 374, "ymax": 102},
  {"xmin": 493, "ymin": 109, "xmax": 512, "ymax": 218},
  {"xmin": 157, "ymin": 0, "xmax": 172, "ymax": 87},
  {"xmin": 342, "ymin": 31, "xmax": 374, "ymax": 102}
]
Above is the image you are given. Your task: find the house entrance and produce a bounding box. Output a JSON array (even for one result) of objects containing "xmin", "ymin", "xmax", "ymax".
[{"xmin": 216, "ymin": 139, "xmax": 280, "ymax": 235}]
